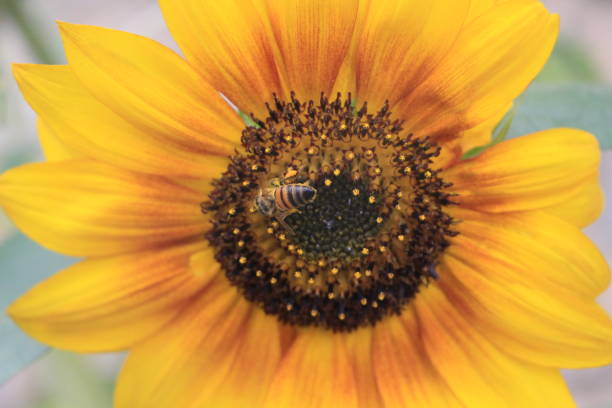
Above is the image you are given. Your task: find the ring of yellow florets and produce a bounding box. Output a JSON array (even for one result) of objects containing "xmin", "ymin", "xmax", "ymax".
[{"xmin": 202, "ymin": 93, "xmax": 457, "ymax": 331}]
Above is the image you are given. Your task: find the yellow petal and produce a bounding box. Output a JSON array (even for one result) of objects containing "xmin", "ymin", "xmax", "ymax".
[
  {"xmin": 372, "ymin": 310, "xmax": 463, "ymax": 408},
  {"xmin": 344, "ymin": 329, "xmax": 384, "ymax": 408},
  {"xmin": 354, "ymin": 0, "xmax": 471, "ymax": 111},
  {"xmin": 0, "ymin": 160, "xmax": 208, "ymax": 257},
  {"xmin": 446, "ymin": 128, "xmax": 601, "ymax": 213},
  {"xmin": 57, "ymin": 22, "xmax": 243, "ymax": 154},
  {"xmin": 264, "ymin": 329, "xmax": 358, "ymax": 408},
  {"xmin": 262, "ymin": 0, "xmax": 359, "ymax": 102},
  {"xmin": 466, "ymin": 0, "xmax": 498, "ymax": 21},
  {"xmin": 159, "ymin": 0, "xmax": 359, "ymax": 114},
  {"xmin": 37, "ymin": 118, "xmax": 80, "ymax": 161},
  {"xmin": 115, "ymin": 277, "xmax": 282, "ymax": 408},
  {"xmin": 542, "ymin": 175, "xmax": 604, "ymax": 228},
  {"xmin": 466, "ymin": 0, "xmax": 515, "ymax": 22},
  {"xmin": 449, "ymin": 209, "xmax": 610, "ymax": 297},
  {"xmin": 159, "ymin": 0, "xmax": 283, "ymax": 116},
  {"xmin": 396, "ymin": 0, "xmax": 557, "ymax": 142},
  {"xmin": 415, "ymin": 285, "xmax": 576, "ymax": 407},
  {"xmin": 14, "ymin": 64, "xmax": 230, "ymax": 178},
  {"xmin": 440, "ymin": 211, "xmax": 612, "ymax": 368},
  {"xmin": 8, "ymin": 242, "xmax": 216, "ymax": 352},
  {"xmin": 458, "ymin": 103, "xmax": 512, "ymax": 154}
]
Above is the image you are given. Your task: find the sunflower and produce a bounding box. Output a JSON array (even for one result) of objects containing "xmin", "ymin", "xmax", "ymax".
[{"xmin": 2, "ymin": 0, "xmax": 612, "ymax": 406}]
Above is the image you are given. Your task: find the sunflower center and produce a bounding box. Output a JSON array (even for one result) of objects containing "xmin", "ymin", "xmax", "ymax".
[
  {"xmin": 202, "ymin": 93, "xmax": 457, "ymax": 331},
  {"xmin": 285, "ymin": 172, "xmax": 382, "ymax": 260}
]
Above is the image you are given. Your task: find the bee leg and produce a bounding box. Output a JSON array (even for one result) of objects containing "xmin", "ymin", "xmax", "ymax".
[{"xmin": 277, "ymin": 212, "xmax": 295, "ymax": 235}]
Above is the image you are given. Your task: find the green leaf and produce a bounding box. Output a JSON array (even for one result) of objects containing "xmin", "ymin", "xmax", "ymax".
[
  {"xmin": 0, "ymin": 233, "xmax": 76, "ymax": 385},
  {"xmin": 509, "ymin": 83, "xmax": 612, "ymax": 150}
]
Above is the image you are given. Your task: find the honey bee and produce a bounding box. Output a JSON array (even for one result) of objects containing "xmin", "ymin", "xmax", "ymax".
[{"xmin": 255, "ymin": 178, "xmax": 317, "ymax": 231}]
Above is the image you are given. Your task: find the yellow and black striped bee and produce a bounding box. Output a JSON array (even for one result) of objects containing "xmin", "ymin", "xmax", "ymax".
[{"xmin": 255, "ymin": 178, "xmax": 317, "ymax": 231}]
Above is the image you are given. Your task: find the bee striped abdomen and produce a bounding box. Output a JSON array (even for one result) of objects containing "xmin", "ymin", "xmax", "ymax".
[{"xmin": 275, "ymin": 185, "xmax": 316, "ymax": 211}]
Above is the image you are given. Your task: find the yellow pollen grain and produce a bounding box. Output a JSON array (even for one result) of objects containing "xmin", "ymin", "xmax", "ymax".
[
  {"xmin": 397, "ymin": 234, "xmax": 405, "ymax": 241},
  {"xmin": 311, "ymin": 309, "xmax": 319, "ymax": 317},
  {"xmin": 324, "ymin": 179, "xmax": 332, "ymax": 186},
  {"xmin": 404, "ymin": 166, "xmax": 412, "ymax": 174},
  {"xmin": 338, "ymin": 313, "xmax": 346, "ymax": 321},
  {"xmin": 378, "ymin": 292, "xmax": 386, "ymax": 301},
  {"xmin": 232, "ymin": 228, "xmax": 240, "ymax": 235},
  {"xmin": 308, "ymin": 147, "xmax": 317, "ymax": 155},
  {"xmin": 288, "ymin": 244, "xmax": 296, "ymax": 251},
  {"xmin": 362, "ymin": 123, "xmax": 370, "ymax": 129},
  {"xmin": 388, "ymin": 273, "xmax": 395, "ymax": 279},
  {"xmin": 251, "ymin": 164, "xmax": 259, "ymax": 171},
  {"xmin": 294, "ymin": 271, "xmax": 302, "ymax": 278},
  {"xmin": 365, "ymin": 149, "xmax": 374, "ymax": 159},
  {"xmin": 256, "ymin": 270, "xmax": 263, "ymax": 277},
  {"xmin": 354, "ymin": 271, "xmax": 362, "ymax": 279},
  {"xmin": 379, "ymin": 246, "xmax": 387, "ymax": 253},
  {"xmin": 361, "ymin": 298, "xmax": 368, "ymax": 306},
  {"xmin": 320, "ymin": 133, "xmax": 328, "ymax": 140},
  {"xmin": 264, "ymin": 147, "xmax": 272, "ymax": 154},
  {"xmin": 397, "ymin": 191, "xmax": 403, "ymax": 198},
  {"xmin": 297, "ymin": 249, "xmax": 304, "ymax": 256},
  {"xmin": 330, "ymin": 267, "xmax": 339, "ymax": 275},
  {"xmin": 376, "ymin": 217, "xmax": 384, "ymax": 224},
  {"xmin": 372, "ymin": 301, "xmax": 379, "ymax": 308},
  {"xmin": 284, "ymin": 167, "xmax": 298, "ymax": 179},
  {"xmin": 399, "ymin": 154, "xmax": 406, "ymax": 161},
  {"xmin": 286, "ymin": 304, "xmax": 293, "ymax": 311},
  {"xmin": 249, "ymin": 206, "xmax": 257, "ymax": 213},
  {"xmin": 352, "ymin": 189, "xmax": 360, "ymax": 196},
  {"xmin": 333, "ymin": 168, "xmax": 341, "ymax": 176},
  {"xmin": 395, "ymin": 204, "xmax": 402, "ymax": 210},
  {"xmin": 318, "ymin": 259, "xmax": 327, "ymax": 267},
  {"xmin": 271, "ymin": 221, "xmax": 279, "ymax": 228},
  {"xmin": 361, "ymin": 248, "xmax": 370, "ymax": 255},
  {"xmin": 368, "ymin": 196, "xmax": 376, "ymax": 204},
  {"xmin": 340, "ymin": 124, "xmax": 348, "ymax": 130},
  {"xmin": 424, "ymin": 171, "xmax": 432, "ymax": 178},
  {"xmin": 237, "ymin": 240, "xmax": 245, "ymax": 247},
  {"xmin": 374, "ymin": 167, "xmax": 382, "ymax": 175},
  {"xmin": 267, "ymin": 227, "xmax": 274, "ymax": 234},
  {"xmin": 328, "ymin": 292, "xmax": 335, "ymax": 300},
  {"xmin": 239, "ymin": 256, "xmax": 247, "ymax": 264},
  {"xmin": 278, "ymin": 233, "xmax": 286, "ymax": 241},
  {"xmin": 242, "ymin": 180, "xmax": 250, "ymax": 187},
  {"xmin": 419, "ymin": 214, "xmax": 427, "ymax": 221},
  {"xmin": 345, "ymin": 151, "xmax": 355, "ymax": 160},
  {"xmin": 365, "ymin": 269, "xmax": 373, "ymax": 277},
  {"xmin": 270, "ymin": 277, "xmax": 278, "ymax": 284},
  {"xmin": 228, "ymin": 208, "xmax": 236, "ymax": 215},
  {"xmin": 308, "ymin": 277, "xmax": 315, "ymax": 285}
]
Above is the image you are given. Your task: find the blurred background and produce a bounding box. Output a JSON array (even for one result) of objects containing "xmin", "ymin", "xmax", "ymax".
[{"xmin": 0, "ymin": 0, "xmax": 611, "ymax": 407}]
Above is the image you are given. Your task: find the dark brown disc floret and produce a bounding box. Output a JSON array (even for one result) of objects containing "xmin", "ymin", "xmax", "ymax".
[{"xmin": 202, "ymin": 93, "xmax": 457, "ymax": 331}]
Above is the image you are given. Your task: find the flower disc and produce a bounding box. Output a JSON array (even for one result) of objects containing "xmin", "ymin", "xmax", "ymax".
[{"xmin": 203, "ymin": 93, "xmax": 457, "ymax": 331}]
